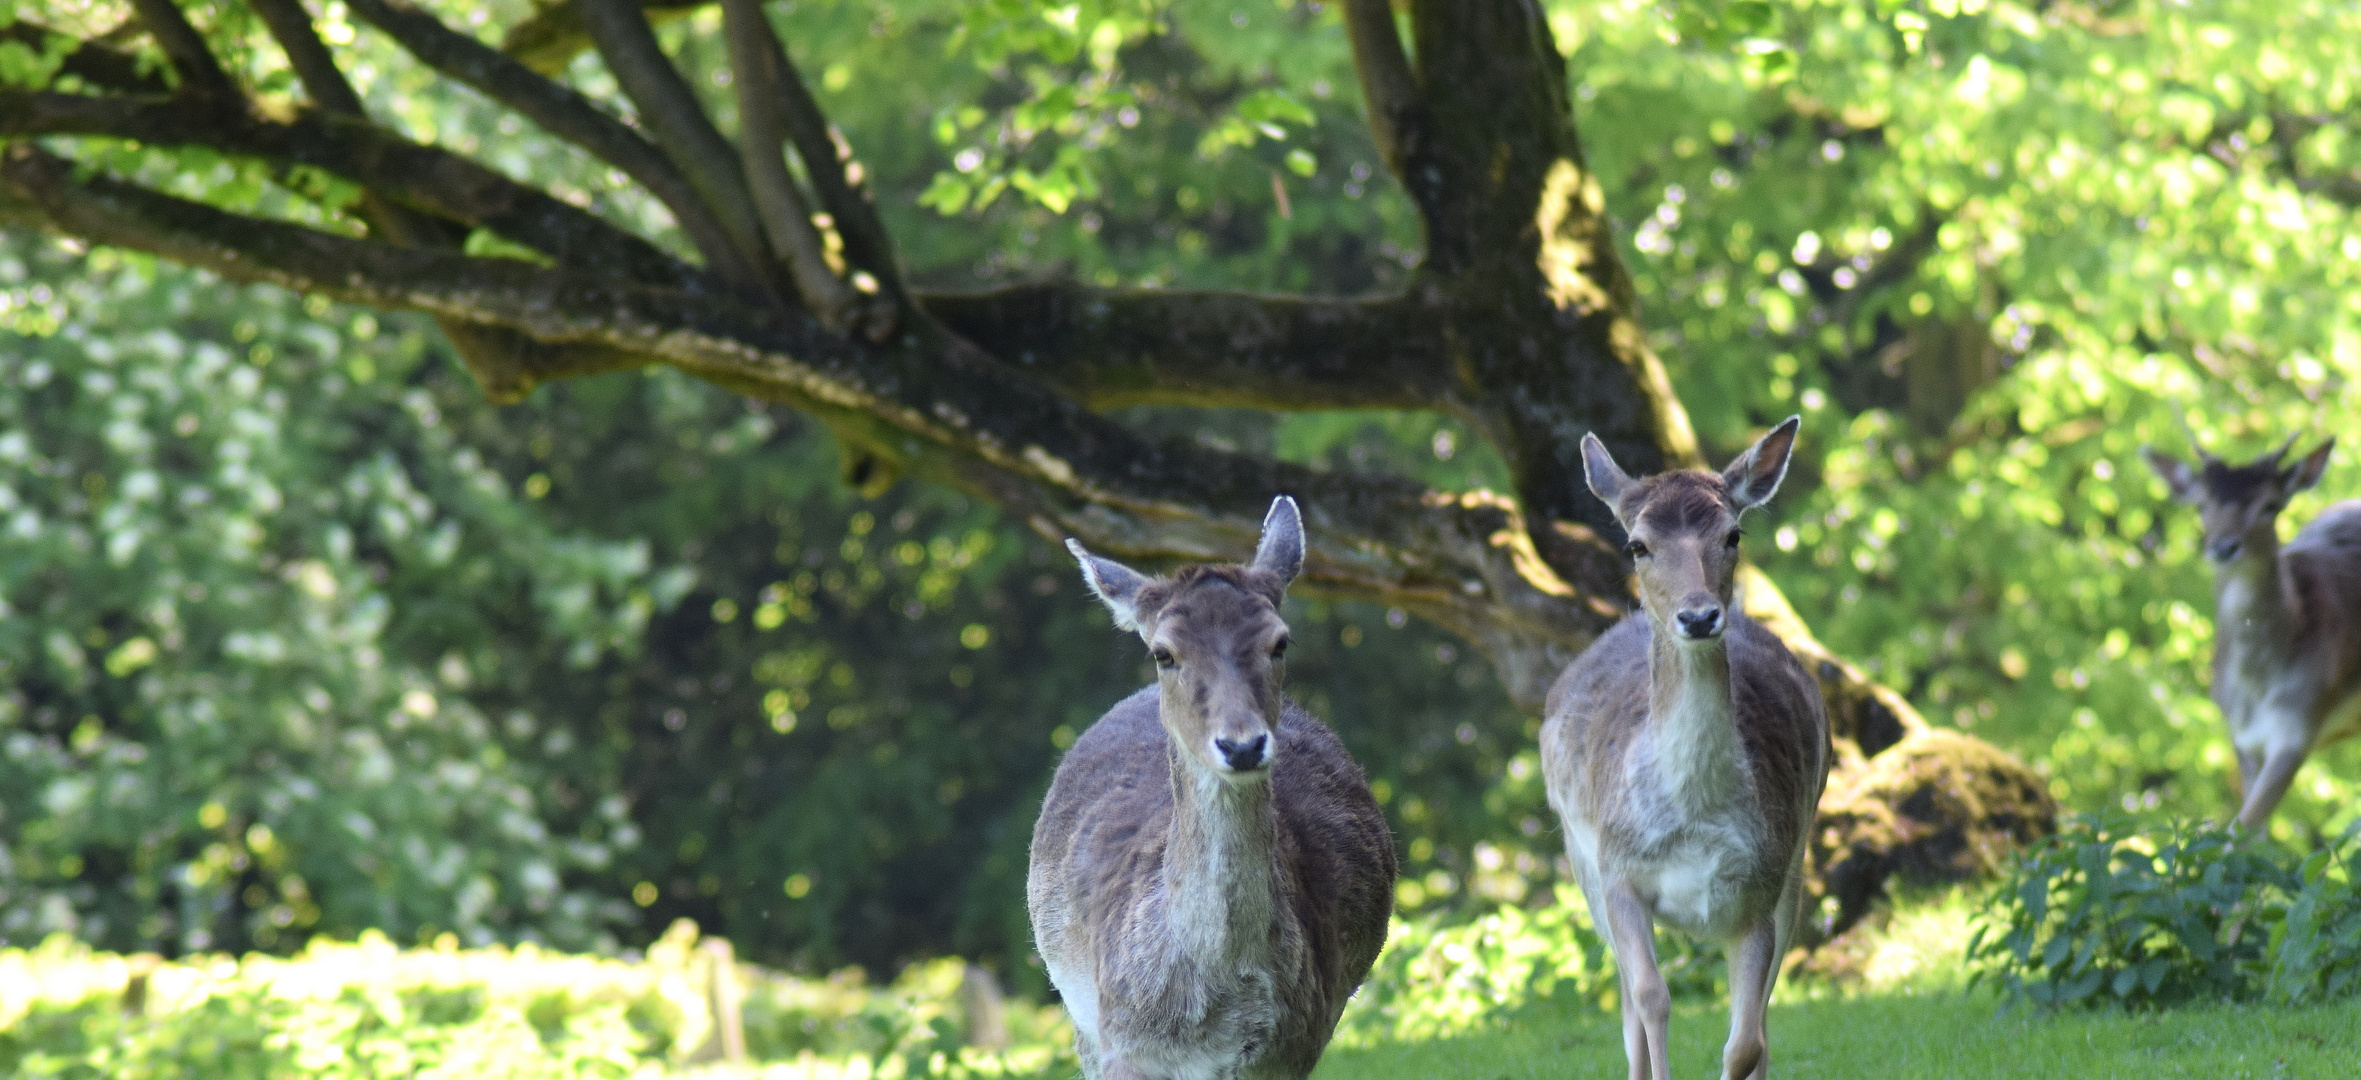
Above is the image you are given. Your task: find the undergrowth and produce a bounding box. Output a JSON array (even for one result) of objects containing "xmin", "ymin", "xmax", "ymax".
[{"xmin": 1968, "ymin": 817, "xmax": 2361, "ymax": 1010}]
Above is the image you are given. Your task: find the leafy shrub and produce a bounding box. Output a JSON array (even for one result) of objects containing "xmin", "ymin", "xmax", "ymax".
[
  {"xmin": 1969, "ymin": 817, "xmax": 2361, "ymax": 1009},
  {"xmin": 0, "ymin": 922, "xmax": 1075, "ymax": 1079},
  {"xmin": 1334, "ymin": 886, "xmax": 1728, "ymax": 1045}
]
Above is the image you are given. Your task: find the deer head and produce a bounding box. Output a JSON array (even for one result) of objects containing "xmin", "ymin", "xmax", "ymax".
[
  {"xmin": 1582, "ymin": 418, "xmax": 1801, "ymax": 643},
  {"xmin": 1068, "ymin": 497, "xmax": 1303, "ymax": 780},
  {"xmin": 2144, "ymin": 431, "xmax": 2334, "ymax": 563}
]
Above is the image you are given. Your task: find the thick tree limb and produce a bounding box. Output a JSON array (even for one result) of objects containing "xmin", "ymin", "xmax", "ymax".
[
  {"xmin": 919, "ymin": 282, "xmax": 1457, "ymax": 411},
  {"xmin": 0, "ymin": 144, "xmax": 1616, "ymax": 704},
  {"xmin": 249, "ymin": 0, "xmax": 667, "ymax": 401},
  {"xmin": 0, "ymin": 92, "xmax": 695, "ymax": 291},
  {"xmin": 124, "ymin": 0, "xmax": 237, "ymax": 102},
  {"xmin": 343, "ymin": 0, "xmax": 755, "ymax": 283},
  {"xmin": 576, "ymin": 0, "xmax": 779, "ymax": 297},
  {"xmin": 721, "ymin": 0, "xmax": 863, "ymax": 332},
  {"xmin": 1341, "ymin": 0, "xmax": 1424, "ymax": 184}
]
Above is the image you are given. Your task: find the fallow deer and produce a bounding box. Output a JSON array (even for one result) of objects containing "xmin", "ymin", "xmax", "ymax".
[
  {"xmin": 2144, "ymin": 431, "xmax": 2361, "ymax": 828},
  {"xmin": 1541, "ymin": 418, "xmax": 1829, "ymax": 1080},
  {"xmin": 1029, "ymin": 496, "xmax": 1395, "ymax": 1080}
]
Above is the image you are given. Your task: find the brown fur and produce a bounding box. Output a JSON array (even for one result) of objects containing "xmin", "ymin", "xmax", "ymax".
[
  {"xmin": 2146, "ymin": 437, "xmax": 2361, "ymax": 827},
  {"xmin": 1542, "ymin": 419, "xmax": 1828, "ymax": 1080},
  {"xmin": 1031, "ymin": 503, "xmax": 1394, "ymax": 1080}
]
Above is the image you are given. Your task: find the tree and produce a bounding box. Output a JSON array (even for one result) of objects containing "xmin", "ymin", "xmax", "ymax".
[{"xmin": 0, "ymin": 0, "xmax": 2057, "ymax": 939}]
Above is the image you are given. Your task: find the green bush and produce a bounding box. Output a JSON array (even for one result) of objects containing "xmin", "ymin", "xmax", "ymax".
[{"xmin": 1968, "ymin": 817, "xmax": 2361, "ymax": 1009}]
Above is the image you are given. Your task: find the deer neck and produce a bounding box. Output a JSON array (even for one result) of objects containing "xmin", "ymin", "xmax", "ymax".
[
  {"xmin": 2215, "ymin": 530, "xmax": 2295, "ymax": 653},
  {"xmin": 1646, "ymin": 616, "xmax": 1745, "ymax": 805},
  {"xmin": 1164, "ymin": 741, "xmax": 1279, "ymax": 964}
]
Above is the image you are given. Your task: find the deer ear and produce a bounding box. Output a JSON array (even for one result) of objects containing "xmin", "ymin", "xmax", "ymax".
[
  {"xmin": 1251, "ymin": 495, "xmax": 1304, "ymax": 587},
  {"xmin": 2142, "ymin": 446, "xmax": 2200, "ymax": 503},
  {"xmin": 1068, "ymin": 539, "xmax": 1152, "ymax": 631},
  {"xmin": 1581, "ymin": 434, "xmax": 1634, "ymax": 521},
  {"xmin": 2284, "ymin": 438, "xmax": 2335, "ymax": 495},
  {"xmin": 1722, "ymin": 415, "xmax": 1801, "ymax": 512}
]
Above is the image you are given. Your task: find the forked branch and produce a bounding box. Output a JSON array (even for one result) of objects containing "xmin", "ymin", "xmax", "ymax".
[
  {"xmin": 576, "ymin": 0, "xmax": 779, "ymax": 296},
  {"xmin": 124, "ymin": 0, "xmax": 236, "ymax": 101},
  {"xmin": 721, "ymin": 0, "xmax": 864, "ymax": 332},
  {"xmin": 342, "ymin": 0, "xmax": 755, "ymax": 284}
]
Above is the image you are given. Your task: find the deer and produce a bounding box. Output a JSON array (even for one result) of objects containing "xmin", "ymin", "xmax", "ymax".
[
  {"xmin": 1540, "ymin": 417, "xmax": 1829, "ymax": 1080},
  {"xmin": 2143, "ymin": 429, "xmax": 2361, "ymax": 829},
  {"xmin": 1029, "ymin": 496, "xmax": 1396, "ymax": 1080}
]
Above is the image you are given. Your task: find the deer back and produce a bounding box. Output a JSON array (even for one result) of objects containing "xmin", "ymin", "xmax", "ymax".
[{"xmin": 1026, "ymin": 687, "xmax": 1396, "ymax": 1069}]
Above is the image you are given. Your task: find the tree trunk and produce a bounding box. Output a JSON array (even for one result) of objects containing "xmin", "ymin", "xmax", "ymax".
[{"xmin": 0, "ymin": 0, "xmax": 2051, "ymax": 938}]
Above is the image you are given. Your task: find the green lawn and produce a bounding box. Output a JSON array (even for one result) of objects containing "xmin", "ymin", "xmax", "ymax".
[{"xmin": 1314, "ymin": 993, "xmax": 2361, "ymax": 1079}]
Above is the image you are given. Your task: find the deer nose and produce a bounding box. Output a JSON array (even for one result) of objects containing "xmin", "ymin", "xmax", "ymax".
[
  {"xmin": 1213, "ymin": 734, "xmax": 1269, "ymax": 772},
  {"xmin": 1675, "ymin": 605, "xmax": 1723, "ymax": 640},
  {"xmin": 2208, "ymin": 539, "xmax": 2243, "ymax": 562}
]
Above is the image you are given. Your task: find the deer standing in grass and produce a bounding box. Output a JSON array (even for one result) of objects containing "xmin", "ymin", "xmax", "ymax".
[
  {"xmin": 2144, "ymin": 431, "xmax": 2361, "ymax": 828},
  {"xmin": 1030, "ymin": 496, "xmax": 1395, "ymax": 1080},
  {"xmin": 1541, "ymin": 418, "xmax": 1828, "ymax": 1080}
]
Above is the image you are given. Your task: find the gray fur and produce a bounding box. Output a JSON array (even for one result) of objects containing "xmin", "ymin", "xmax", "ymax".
[
  {"xmin": 1542, "ymin": 425, "xmax": 1828, "ymax": 1080},
  {"xmin": 1031, "ymin": 505, "xmax": 1394, "ymax": 1080}
]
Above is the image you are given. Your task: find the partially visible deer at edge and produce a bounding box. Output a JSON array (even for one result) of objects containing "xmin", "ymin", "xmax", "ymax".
[
  {"xmin": 2145, "ymin": 430, "xmax": 2361, "ymax": 828},
  {"xmin": 1029, "ymin": 496, "xmax": 1395, "ymax": 1080},
  {"xmin": 1542, "ymin": 417, "xmax": 1829, "ymax": 1080}
]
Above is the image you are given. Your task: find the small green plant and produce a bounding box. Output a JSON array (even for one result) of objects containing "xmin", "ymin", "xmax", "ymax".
[{"xmin": 1968, "ymin": 816, "xmax": 2361, "ymax": 1010}]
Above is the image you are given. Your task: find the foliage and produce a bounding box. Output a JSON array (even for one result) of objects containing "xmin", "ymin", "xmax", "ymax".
[
  {"xmin": 0, "ymin": 236, "xmax": 664, "ymax": 956},
  {"xmin": 1566, "ymin": 0, "xmax": 2361, "ymax": 837},
  {"xmin": 1333, "ymin": 886, "xmax": 1741, "ymax": 1047},
  {"xmin": 1968, "ymin": 817, "xmax": 2361, "ymax": 1009},
  {"xmin": 0, "ymin": 921, "xmax": 1076, "ymax": 1080}
]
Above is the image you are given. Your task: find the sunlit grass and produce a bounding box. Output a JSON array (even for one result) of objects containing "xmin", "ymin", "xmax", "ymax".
[{"xmin": 1319, "ymin": 889, "xmax": 2361, "ymax": 1078}]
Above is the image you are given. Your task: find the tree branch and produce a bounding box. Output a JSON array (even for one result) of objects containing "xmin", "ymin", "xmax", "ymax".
[
  {"xmin": 760, "ymin": 32, "xmax": 907, "ymax": 308},
  {"xmin": 123, "ymin": 0, "xmax": 238, "ymax": 102},
  {"xmin": 0, "ymin": 142, "xmax": 1619, "ymax": 706},
  {"xmin": 1342, "ymin": 0, "xmax": 1423, "ymax": 182},
  {"xmin": 1, "ymin": 23, "xmax": 171, "ymax": 95},
  {"xmin": 502, "ymin": 0, "xmax": 708, "ymax": 75},
  {"xmin": 576, "ymin": 0, "xmax": 779, "ymax": 296},
  {"xmin": 918, "ymin": 282, "xmax": 1457, "ymax": 411},
  {"xmin": 720, "ymin": 0, "xmax": 864, "ymax": 333},
  {"xmin": 246, "ymin": 0, "xmax": 671, "ymax": 401},
  {"xmin": 249, "ymin": 0, "xmax": 369, "ymax": 116},
  {"xmin": 343, "ymin": 0, "xmax": 756, "ymax": 284},
  {"xmin": 0, "ymin": 91, "xmax": 695, "ymax": 291}
]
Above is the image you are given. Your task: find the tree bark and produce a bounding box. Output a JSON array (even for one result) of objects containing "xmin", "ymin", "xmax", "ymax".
[{"xmin": 0, "ymin": 0, "xmax": 2050, "ymax": 934}]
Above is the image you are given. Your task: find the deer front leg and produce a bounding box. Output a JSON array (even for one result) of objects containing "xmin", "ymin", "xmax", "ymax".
[
  {"xmin": 2233, "ymin": 744, "xmax": 2308, "ymax": 830},
  {"xmin": 1604, "ymin": 883, "xmax": 1673, "ymax": 1080},
  {"xmin": 1720, "ymin": 918, "xmax": 1779, "ymax": 1079}
]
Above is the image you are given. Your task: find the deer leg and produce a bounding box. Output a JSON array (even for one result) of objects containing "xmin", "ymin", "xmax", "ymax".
[
  {"xmin": 1721, "ymin": 919, "xmax": 1778, "ymax": 1080},
  {"xmin": 2234, "ymin": 745, "xmax": 2308, "ymax": 830},
  {"xmin": 1604, "ymin": 883, "xmax": 1672, "ymax": 1080}
]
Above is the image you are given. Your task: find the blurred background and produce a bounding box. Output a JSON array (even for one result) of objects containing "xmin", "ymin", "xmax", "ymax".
[{"xmin": 2, "ymin": 0, "xmax": 2358, "ymax": 1009}]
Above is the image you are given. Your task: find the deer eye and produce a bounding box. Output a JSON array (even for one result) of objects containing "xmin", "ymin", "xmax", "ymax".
[
  {"xmin": 1270, "ymin": 637, "xmax": 1289, "ymax": 660},
  {"xmin": 1625, "ymin": 540, "xmax": 1650, "ymax": 558},
  {"xmin": 1151, "ymin": 647, "xmax": 1176, "ymax": 668},
  {"xmin": 1725, "ymin": 528, "xmax": 1744, "ymax": 549}
]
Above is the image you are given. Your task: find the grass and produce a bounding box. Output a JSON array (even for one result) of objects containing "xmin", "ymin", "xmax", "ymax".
[
  {"xmin": 1312, "ymin": 994, "xmax": 2361, "ymax": 1079},
  {"xmin": 1317, "ymin": 893, "xmax": 2361, "ymax": 1079}
]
